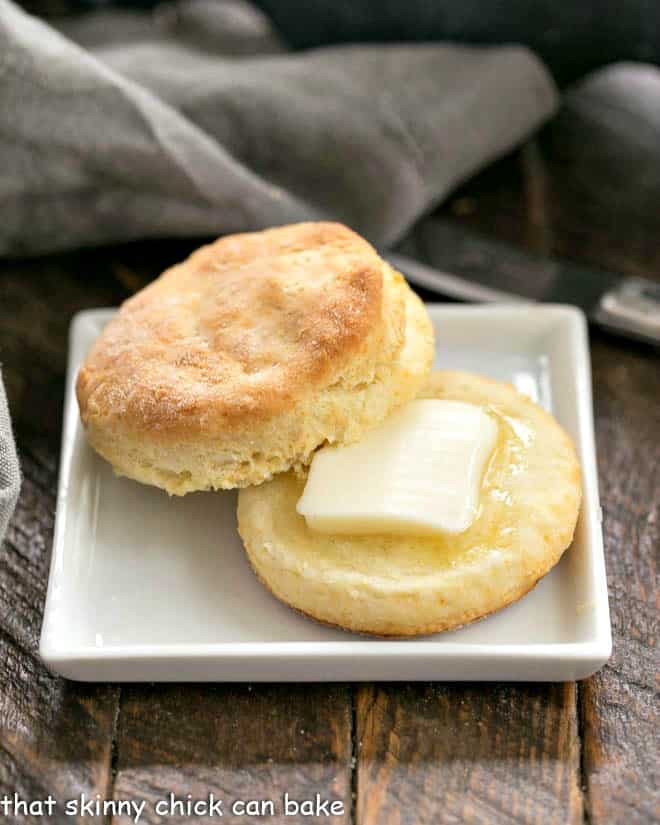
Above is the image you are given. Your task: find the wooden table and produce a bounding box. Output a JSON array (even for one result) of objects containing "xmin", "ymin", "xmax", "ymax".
[{"xmin": 1, "ymin": 127, "xmax": 658, "ymax": 824}]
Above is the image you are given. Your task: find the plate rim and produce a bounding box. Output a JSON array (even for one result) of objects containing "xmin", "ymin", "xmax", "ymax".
[{"xmin": 39, "ymin": 303, "xmax": 612, "ymax": 679}]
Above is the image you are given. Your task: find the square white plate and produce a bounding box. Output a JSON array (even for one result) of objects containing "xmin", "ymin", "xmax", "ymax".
[{"xmin": 40, "ymin": 305, "xmax": 611, "ymax": 682}]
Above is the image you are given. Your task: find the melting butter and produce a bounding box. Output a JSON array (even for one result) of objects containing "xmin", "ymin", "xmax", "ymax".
[{"xmin": 296, "ymin": 399, "xmax": 498, "ymax": 537}]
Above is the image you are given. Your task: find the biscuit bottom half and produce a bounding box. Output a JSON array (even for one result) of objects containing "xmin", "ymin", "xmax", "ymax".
[{"xmin": 237, "ymin": 370, "xmax": 582, "ymax": 636}]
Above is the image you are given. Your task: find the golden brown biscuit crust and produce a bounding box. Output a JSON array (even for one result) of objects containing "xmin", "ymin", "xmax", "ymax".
[
  {"xmin": 78, "ymin": 223, "xmax": 386, "ymax": 436},
  {"xmin": 76, "ymin": 223, "xmax": 434, "ymax": 492}
]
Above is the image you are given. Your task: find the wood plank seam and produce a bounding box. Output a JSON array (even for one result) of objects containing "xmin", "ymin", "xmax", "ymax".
[
  {"xmin": 350, "ymin": 686, "xmax": 358, "ymax": 825},
  {"xmin": 577, "ymin": 680, "xmax": 591, "ymax": 825},
  {"xmin": 104, "ymin": 687, "xmax": 123, "ymax": 825}
]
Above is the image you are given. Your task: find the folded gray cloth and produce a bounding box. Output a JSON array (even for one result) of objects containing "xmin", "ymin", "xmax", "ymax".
[
  {"xmin": 0, "ymin": 373, "xmax": 20, "ymax": 545},
  {"xmin": 0, "ymin": 0, "xmax": 558, "ymax": 256},
  {"xmin": 0, "ymin": 0, "xmax": 558, "ymax": 542}
]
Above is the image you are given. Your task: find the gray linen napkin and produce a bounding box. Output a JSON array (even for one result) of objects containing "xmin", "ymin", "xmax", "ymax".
[
  {"xmin": 0, "ymin": 0, "xmax": 559, "ymax": 540},
  {"xmin": 0, "ymin": 372, "xmax": 20, "ymax": 544},
  {"xmin": 0, "ymin": 0, "xmax": 558, "ymax": 256}
]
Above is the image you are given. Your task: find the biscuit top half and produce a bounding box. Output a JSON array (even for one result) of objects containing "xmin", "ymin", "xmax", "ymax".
[{"xmin": 76, "ymin": 222, "xmax": 394, "ymax": 438}]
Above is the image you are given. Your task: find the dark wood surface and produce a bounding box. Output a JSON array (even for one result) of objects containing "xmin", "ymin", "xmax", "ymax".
[
  {"xmin": 357, "ymin": 683, "xmax": 583, "ymax": 824},
  {"xmin": 1, "ymin": 127, "xmax": 658, "ymax": 824}
]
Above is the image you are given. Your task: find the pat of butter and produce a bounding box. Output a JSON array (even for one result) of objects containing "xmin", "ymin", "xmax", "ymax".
[{"xmin": 296, "ymin": 400, "xmax": 497, "ymax": 536}]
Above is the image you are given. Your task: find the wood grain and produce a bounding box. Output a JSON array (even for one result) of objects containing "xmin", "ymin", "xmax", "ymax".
[
  {"xmin": 111, "ymin": 684, "xmax": 352, "ymax": 824},
  {"xmin": 0, "ymin": 257, "xmax": 127, "ymax": 824},
  {"xmin": 580, "ymin": 334, "xmax": 659, "ymax": 825},
  {"xmin": 543, "ymin": 88, "xmax": 660, "ymax": 823},
  {"xmin": 357, "ymin": 683, "xmax": 582, "ymax": 825},
  {"xmin": 0, "ymin": 448, "xmax": 116, "ymax": 823}
]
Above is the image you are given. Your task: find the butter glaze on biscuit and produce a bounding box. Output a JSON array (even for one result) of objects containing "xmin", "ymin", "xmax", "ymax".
[
  {"xmin": 237, "ymin": 370, "xmax": 582, "ymax": 636},
  {"xmin": 76, "ymin": 222, "xmax": 434, "ymax": 492}
]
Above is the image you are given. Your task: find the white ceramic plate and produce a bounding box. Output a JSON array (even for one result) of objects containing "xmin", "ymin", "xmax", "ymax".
[{"xmin": 40, "ymin": 305, "xmax": 611, "ymax": 682}]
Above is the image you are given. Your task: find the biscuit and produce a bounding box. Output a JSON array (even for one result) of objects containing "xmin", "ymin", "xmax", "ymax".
[
  {"xmin": 76, "ymin": 222, "xmax": 434, "ymax": 493},
  {"xmin": 237, "ymin": 370, "xmax": 582, "ymax": 636}
]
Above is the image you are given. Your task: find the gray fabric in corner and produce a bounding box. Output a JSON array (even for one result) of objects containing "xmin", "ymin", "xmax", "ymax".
[
  {"xmin": 0, "ymin": 374, "xmax": 20, "ymax": 544},
  {"xmin": 0, "ymin": 0, "xmax": 558, "ymax": 256}
]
